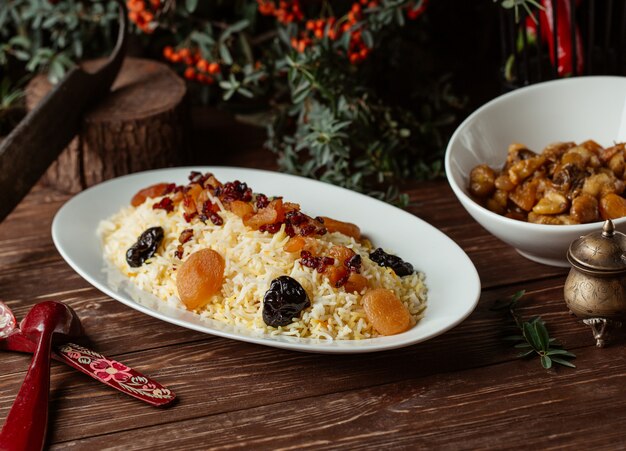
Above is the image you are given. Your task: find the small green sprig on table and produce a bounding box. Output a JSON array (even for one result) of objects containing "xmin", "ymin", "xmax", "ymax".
[{"xmin": 492, "ymin": 290, "xmax": 576, "ymax": 369}]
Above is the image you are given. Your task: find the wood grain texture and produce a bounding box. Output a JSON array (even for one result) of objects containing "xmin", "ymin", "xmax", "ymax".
[
  {"xmin": 26, "ymin": 58, "xmax": 187, "ymax": 193},
  {"xmin": 0, "ymin": 143, "xmax": 619, "ymax": 448}
]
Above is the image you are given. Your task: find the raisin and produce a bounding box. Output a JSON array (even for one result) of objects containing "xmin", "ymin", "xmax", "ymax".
[
  {"xmin": 179, "ymin": 229, "xmax": 193, "ymax": 244},
  {"xmin": 345, "ymin": 254, "xmax": 362, "ymax": 273},
  {"xmin": 126, "ymin": 227, "xmax": 164, "ymax": 267},
  {"xmin": 369, "ymin": 248, "xmax": 414, "ymax": 276},
  {"xmin": 262, "ymin": 276, "xmax": 310, "ymax": 327}
]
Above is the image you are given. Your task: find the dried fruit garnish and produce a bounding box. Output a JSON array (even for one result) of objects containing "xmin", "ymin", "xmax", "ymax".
[
  {"xmin": 369, "ymin": 248, "xmax": 414, "ymax": 276},
  {"xmin": 126, "ymin": 227, "xmax": 164, "ymax": 267},
  {"xmin": 262, "ymin": 276, "xmax": 310, "ymax": 327}
]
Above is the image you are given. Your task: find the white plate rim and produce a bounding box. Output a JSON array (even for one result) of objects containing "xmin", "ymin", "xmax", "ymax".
[{"xmin": 52, "ymin": 166, "xmax": 481, "ymax": 353}]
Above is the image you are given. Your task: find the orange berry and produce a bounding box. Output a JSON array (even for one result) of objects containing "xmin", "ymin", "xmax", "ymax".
[
  {"xmin": 306, "ymin": 20, "xmax": 316, "ymax": 30},
  {"xmin": 196, "ymin": 59, "xmax": 208, "ymax": 72},
  {"xmin": 184, "ymin": 67, "xmax": 195, "ymax": 80},
  {"xmin": 163, "ymin": 46, "xmax": 174, "ymax": 59},
  {"xmin": 127, "ymin": 0, "xmax": 144, "ymax": 12},
  {"xmin": 349, "ymin": 53, "xmax": 359, "ymax": 64},
  {"xmin": 208, "ymin": 62, "xmax": 220, "ymax": 74},
  {"xmin": 179, "ymin": 48, "xmax": 190, "ymax": 59},
  {"xmin": 314, "ymin": 28, "xmax": 324, "ymax": 39}
]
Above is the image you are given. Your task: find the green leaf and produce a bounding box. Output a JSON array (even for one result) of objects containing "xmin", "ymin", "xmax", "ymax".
[
  {"xmin": 219, "ymin": 44, "xmax": 233, "ymax": 65},
  {"xmin": 185, "ymin": 0, "xmax": 198, "ymax": 13},
  {"xmin": 534, "ymin": 321, "xmax": 550, "ymax": 351},
  {"xmin": 9, "ymin": 35, "xmax": 30, "ymax": 49},
  {"xmin": 517, "ymin": 350, "xmax": 534, "ymax": 358},
  {"xmin": 13, "ymin": 50, "xmax": 30, "ymax": 61},
  {"xmin": 540, "ymin": 355, "xmax": 552, "ymax": 369},
  {"xmin": 237, "ymin": 87, "xmax": 253, "ymax": 98},
  {"xmin": 522, "ymin": 322, "xmax": 541, "ymax": 350},
  {"xmin": 514, "ymin": 342, "xmax": 532, "ymax": 349},
  {"xmin": 551, "ymin": 357, "xmax": 576, "ymax": 368},
  {"xmin": 546, "ymin": 349, "xmax": 576, "ymax": 358},
  {"xmin": 361, "ymin": 30, "xmax": 374, "ymax": 48}
]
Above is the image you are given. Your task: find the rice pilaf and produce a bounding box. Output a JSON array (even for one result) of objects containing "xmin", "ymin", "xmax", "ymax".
[{"xmin": 98, "ymin": 173, "xmax": 427, "ymax": 340}]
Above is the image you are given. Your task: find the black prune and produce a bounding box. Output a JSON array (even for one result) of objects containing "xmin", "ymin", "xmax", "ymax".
[
  {"xmin": 126, "ymin": 227, "xmax": 164, "ymax": 267},
  {"xmin": 262, "ymin": 276, "xmax": 310, "ymax": 327},
  {"xmin": 369, "ymin": 248, "xmax": 414, "ymax": 277}
]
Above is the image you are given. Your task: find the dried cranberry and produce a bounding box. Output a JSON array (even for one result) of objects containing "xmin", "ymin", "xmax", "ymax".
[
  {"xmin": 259, "ymin": 223, "xmax": 281, "ymax": 234},
  {"xmin": 255, "ymin": 193, "xmax": 270, "ymax": 209},
  {"xmin": 152, "ymin": 197, "xmax": 174, "ymax": 213},
  {"xmin": 219, "ymin": 180, "xmax": 253, "ymax": 203},
  {"xmin": 262, "ymin": 276, "xmax": 310, "ymax": 327},
  {"xmin": 369, "ymin": 248, "xmax": 414, "ymax": 276},
  {"xmin": 126, "ymin": 227, "xmax": 164, "ymax": 267},
  {"xmin": 299, "ymin": 251, "xmax": 334, "ymax": 273},
  {"xmin": 183, "ymin": 211, "xmax": 197, "ymax": 223},
  {"xmin": 284, "ymin": 211, "xmax": 326, "ymax": 237},
  {"xmin": 209, "ymin": 212, "xmax": 223, "ymax": 226},
  {"xmin": 201, "ymin": 200, "xmax": 213, "ymax": 217}
]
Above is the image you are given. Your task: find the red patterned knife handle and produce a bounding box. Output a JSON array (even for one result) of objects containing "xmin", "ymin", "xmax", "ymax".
[{"xmin": 56, "ymin": 343, "xmax": 176, "ymax": 407}]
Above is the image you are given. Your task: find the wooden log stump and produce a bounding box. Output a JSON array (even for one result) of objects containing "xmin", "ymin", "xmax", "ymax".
[{"xmin": 26, "ymin": 57, "xmax": 187, "ymax": 193}]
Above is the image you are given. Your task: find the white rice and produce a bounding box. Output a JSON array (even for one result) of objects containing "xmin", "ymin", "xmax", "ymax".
[{"xmin": 98, "ymin": 193, "xmax": 427, "ymax": 340}]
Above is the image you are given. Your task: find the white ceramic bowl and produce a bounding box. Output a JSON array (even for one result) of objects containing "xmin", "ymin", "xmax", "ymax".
[{"xmin": 445, "ymin": 76, "xmax": 626, "ymax": 267}]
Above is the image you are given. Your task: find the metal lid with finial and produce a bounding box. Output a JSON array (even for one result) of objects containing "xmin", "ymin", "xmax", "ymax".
[{"xmin": 567, "ymin": 219, "xmax": 626, "ymax": 275}]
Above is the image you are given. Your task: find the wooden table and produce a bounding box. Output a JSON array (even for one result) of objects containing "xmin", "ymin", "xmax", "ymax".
[{"xmin": 2, "ymin": 143, "xmax": 626, "ymax": 449}]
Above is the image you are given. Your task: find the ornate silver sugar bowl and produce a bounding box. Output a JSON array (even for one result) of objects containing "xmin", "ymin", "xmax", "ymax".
[{"xmin": 564, "ymin": 219, "xmax": 626, "ymax": 347}]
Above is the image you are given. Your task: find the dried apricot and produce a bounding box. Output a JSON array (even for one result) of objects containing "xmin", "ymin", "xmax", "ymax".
[
  {"xmin": 283, "ymin": 236, "xmax": 319, "ymax": 253},
  {"xmin": 362, "ymin": 288, "xmax": 410, "ymax": 336},
  {"xmin": 325, "ymin": 265, "xmax": 348, "ymax": 287},
  {"xmin": 244, "ymin": 199, "xmax": 284, "ymax": 230},
  {"xmin": 328, "ymin": 245, "xmax": 355, "ymax": 263},
  {"xmin": 131, "ymin": 183, "xmax": 171, "ymax": 207},
  {"xmin": 176, "ymin": 249, "xmax": 225, "ymax": 310},
  {"xmin": 229, "ymin": 200, "xmax": 254, "ymax": 219},
  {"xmin": 344, "ymin": 273, "xmax": 368, "ymax": 293},
  {"xmin": 320, "ymin": 217, "xmax": 360, "ymax": 240}
]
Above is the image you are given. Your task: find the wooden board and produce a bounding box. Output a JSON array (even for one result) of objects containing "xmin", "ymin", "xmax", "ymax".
[{"xmin": 0, "ymin": 131, "xmax": 619, "ymax": 449}]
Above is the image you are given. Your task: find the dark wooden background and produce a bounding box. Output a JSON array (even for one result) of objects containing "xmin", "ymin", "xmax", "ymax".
[{"xmin": 1, "ymin": 108, "xmax": 626, "ymax": 449}]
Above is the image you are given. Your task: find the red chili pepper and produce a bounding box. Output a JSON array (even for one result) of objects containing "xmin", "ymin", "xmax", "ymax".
[{"xmin": 539, "ymin": 0, "xmax": 584, "ymax": 77}]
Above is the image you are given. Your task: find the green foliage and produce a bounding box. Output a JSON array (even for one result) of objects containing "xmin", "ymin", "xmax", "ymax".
[
  {"xmin": 0, "ymin": 0, "xmax": 118, "ymax": 83},
  {"xmin": 493, "ymin": 290, "xmax": 577, "ymax": 369},
  {"xmin": 0, "ymin": 0, "xmax": 462, "ymax": 204}
]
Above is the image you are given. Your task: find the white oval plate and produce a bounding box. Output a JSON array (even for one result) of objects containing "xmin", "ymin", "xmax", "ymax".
[{"xmin": 52, "ymin": 167, "xmax": 480, "ymax": 353}]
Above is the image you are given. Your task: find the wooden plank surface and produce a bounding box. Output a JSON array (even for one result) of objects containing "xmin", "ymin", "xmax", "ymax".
[{"xmin": 0, "ymin": 139, "xmax": 619, "ymax": 449}]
